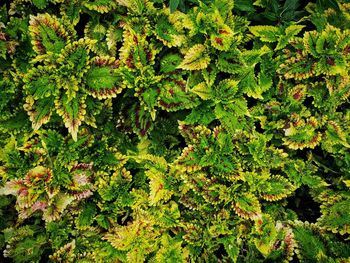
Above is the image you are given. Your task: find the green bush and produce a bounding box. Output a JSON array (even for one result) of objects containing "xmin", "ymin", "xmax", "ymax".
[{"xmin": 1, "ymin": 0, "xmax": 350, "ymax": 262}]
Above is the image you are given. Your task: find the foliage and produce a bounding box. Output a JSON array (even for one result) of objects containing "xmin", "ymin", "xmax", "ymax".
[{"xmin": 1, "ymin": 0, "xmax": 350, "ymax": 262}]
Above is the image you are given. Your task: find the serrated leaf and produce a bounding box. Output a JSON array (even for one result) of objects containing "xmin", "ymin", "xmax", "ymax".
[
  {"xmin": 32, "ymin": 0, "xmax": 47, "ymax": 9},
  {"xmin": 191, "ymin": 82, "xmax": 212, "ymax": 100},
  {"xmin": 24, "ymin": 96, "xmax": 55, "ymax": 130},
  {"xmin": 25, "ymin": 74, "xmax": 57, "ymax": 100},
  {"xmin": 85, "ymin": 57, "xmax": 124, "ymax": 99},
  {"xmin": 29, "ymin": 13, "xmax": 68, "ymax": 54},
  {"xmin": 233, "ymin": 193, "xmax": 261, "ymax": 220},
  {"xmin": 318, "ymin": 199, "xmax": 350, "ymax": 235},
  {"xmin": 276, "ymin": 25, "xmax": 305, "ymax": 50},
  {"xmin": 214, "ymin": 79, "xmax": 240, "ymax": 103},
  {"xmin": 158, "ymin": 78, "xmax": 199, "ymax": 111},
  {"xmin": 178, "ymin": 44, "xmax": 210, "ymax": 70},
  {"xmin": 260, "ymin": 175, "xmax": 294, "ymax": 201},
  {"xmin": 146, "ymin": 169, "xmax": 172, "ymax": 205},
  {"xmin": 78, "ymin": 203, "xmax": 97, "ymax": 227},
  {"xmin": 249, "ymin": 25, "xmax": 280, "ymax": 42},
  {"xmin": 55, "ymin": 93, "xmax": 86, "ymax": 141},
  {"xmin": 160, "ymin": 53, "xmax": 182, "ymax": 73}
]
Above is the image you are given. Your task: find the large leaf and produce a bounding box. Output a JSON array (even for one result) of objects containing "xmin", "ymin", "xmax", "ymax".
[
  {"xmin": 29, "ymin": 13, "xmax": 68, "ymax": 54},
  {"xmin": 85, "ymin": 56, "xmax": 124, "ymax": 99}
]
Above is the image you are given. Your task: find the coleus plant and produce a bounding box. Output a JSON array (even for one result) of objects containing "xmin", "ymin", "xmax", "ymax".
[{"xmin": 1, "ymin": 0, "xmax": 350, "ymax": 262}]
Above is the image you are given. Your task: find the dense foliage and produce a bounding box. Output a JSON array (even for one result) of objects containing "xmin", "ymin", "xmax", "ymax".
[{"xmin": 1, "ymin": 0, "xmax": 350, "ymax": 262}]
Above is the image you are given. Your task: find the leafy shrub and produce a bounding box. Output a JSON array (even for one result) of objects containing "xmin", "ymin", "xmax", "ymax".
[{"xmin": 1, "ymin": 0, "xmax": 350, "ymax": 262}]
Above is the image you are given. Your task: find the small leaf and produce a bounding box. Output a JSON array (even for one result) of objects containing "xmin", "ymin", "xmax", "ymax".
[
  {"xmin": 24, "ymin": 96, "xmax": 55, "ymax": 130},
  {"xmin": 233, "ymin": 193, "xmax": 261, "ymax": 220},
  {"xmin": 191, "ymin": 82, "xmax": 212, "ymax": 100},
  {"xmin": 55, "ymin": 93, "xmax": 86, "ymax": 141},
  {"xmin": 249, "ymin": 25, "xmax": 280, "ymax": 42},
  {"xmin": 178, "ymin": 44, "xmax": 210, "ymax": 70},
  {"xmin": 260, "ymin": 175, "xmax": 294, "ymax": 201}
]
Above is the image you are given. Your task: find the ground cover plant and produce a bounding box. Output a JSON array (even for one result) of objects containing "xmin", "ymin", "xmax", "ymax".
[{"xmin": 0, "ymin": 0, "xmax": 350, "ymax": 262}]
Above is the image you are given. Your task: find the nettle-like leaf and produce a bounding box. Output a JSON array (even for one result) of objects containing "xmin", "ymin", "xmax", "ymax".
[
  {"xmin": 2, "ymin": 225, "xmax": 48, "ymax": 262},
  {"xmin": 249, "ymin": 25, "xmax": 280, "ymax": 42},
  {"xmin": 216, "ymin": 50, "xmax": 245, "ymax": 74},
  {"xmin": 158, "ymin": 78, "xmax": 199, "ymax": 111},
  {"xmin": 60, "ymin": 0, "xmax": 84, "ymax": 25},
  {"xmin": 178, "ymin": 44, "xmax": 210, "ymax": 70},
  {"xmin": 104, "ymin": 215, "xmax": 160, "ymax": 261},
  {"xmin": 254, "ymin": 220, "xmax": 296, "ymax": 262},
  {"xmin": 260, "ymin": 175, "xmax": 295, "ymax": 201},
  {"xmin": 233, "ymin": 193, "xmax": 262, "ymax": 220},
  {"xmin": 84, "ymin": 21, "xmax": 110, "ymax": 55},
  {"xmin": 57, "ymin": 38, "xmax": 93, "ymax": 75},
  {"xmin": 324, "ymin": 120, "xmax": 350, "ymax": 148},
  {"xmin": 318, "ymin": 197, "xmax": 350, "ymax": 235},
  {"xmin": 0, "ymin": 166, "xmax": 68, "ymax": 221},
  {"xmin": 85, "ymin": 0, "xmax": 118, "ymax": 13},
  {"xmin": 160, "ymin": 53, "xmax": 183, "ymax": 73},
  {"xmin": 130, "ymin": 104, "xmax": 154, "ymax": 137},
  {"xmin": 23, "ymin": 66, "xmax": 58, "ymax": 99},
  {"xmin": 214, "ymin": 79, "xmax": 240, "ymax": 103},
  {"xmin": 214, "ymin": 101, "xmax": 248, "ymax": 133},
  {"xmin": 23, "ymin": 95, "xmax": 55, "ymax": 131},
  {"xmin": 154, "ymin": 14, "xmax": 186, "ymax": 48},
  {"xmin": 3, "ymin": 1, "xmax": 350, "ymax": 262},
  {"xmin": 275, "ymin": 24, "xmax": 305, "ymax": 50},
  {"xmin": 210, "ymin": 24, "xmax": 234, "ymax": 51},
  {"xmin": 293, "ymin": 222, "xmax": 329, "ymax": 262},
  {"xmin": 119, "ymin": 20, "xmax": 157, "ymax": 70},
  {"xmin": 85, "ymin": 56, "xmax": 124, "ymax": 99},
  {"xmin": 29, "ymin": 13, "xmax": 69, "ymax": 55},
  {"xmin": 23, "ymin": 66, "xmax": 57, "ymax": 130},
  {"xmin": 283, "ymin": 115, "xmax": 322, "ymax": 150},
  {"xmin": 55, "ymin": 93, "xmax": 86, "ymax": 142},
  {"xmin": 154, "ymin": 234, "xmax": 189, "ymax": 262},
  {"xmin": 146, "ymin": 167, "xmax": 173, "ymax": 205}
]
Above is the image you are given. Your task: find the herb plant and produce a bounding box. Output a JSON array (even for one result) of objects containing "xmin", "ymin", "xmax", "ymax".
[{"xmin": 1, "ymin": 0, "xmax": 350, "ymax": 262}]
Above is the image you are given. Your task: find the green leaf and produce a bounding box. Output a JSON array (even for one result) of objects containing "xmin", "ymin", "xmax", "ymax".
[
  {"xmin": 85, "ymin": 57, "xmax": 124, "ymax": 99},
  {"xmin": 169, "ymin": 0, "xmax": 180, "ymax": 13},
  {"xmin": 234, "ymin": 0, "xmax": 255, "ymax": 12},
  {"xmin": 178, "ymin": 44, "xmax": 210, "ymax": 70},
  {"xmin": 55, "ymin": 93, "xmax": 86, "ymax": 141},
  {"xmin": 249, "ymin": 25, "xmax": 280, "ymax": 42},
  {"xmin": 96, "ymin": 214, "xmax": 110, "ymax": 229},
  {"xmin": 260, "ymin": 175, "xmax": 294, "ymax": 201},
  {"xmin": 293, "ymin": 224, "xmax": 328, "ymax": 262},
  {"xmin": 26, "ymin": 75, "xmax": 57, "ymax": 99},
  {"xmin": 316, "ymin": 0, "xmax": 340, "ymax": 12},
  {"xmin": 29, "ymin": 13, "xmax": 68, "ymax": 54},
  {"xmin": 233, "ymin": 193, "xmax": 261, "ymax": 220},
  {"xmin": 78, "ymin": 203, "xmax": 97, "ymax": 227},
  {"xmin": 24, "ymin": 96, "xmax": 55, "ymax": 130},
  {"xmin": 222, "ymin": 236, "xmax": 239, "ymax": 262},
  {"xmin": 319, "ymin": 199, "xmax": 350, "ymax": 235},
  {"xmin": 160, "ymin": 53, "xmax": 183, "ymax": 73},
  {"xmin": 32, "ymin": 0, "xmax": 47, "ymax": 9}
]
